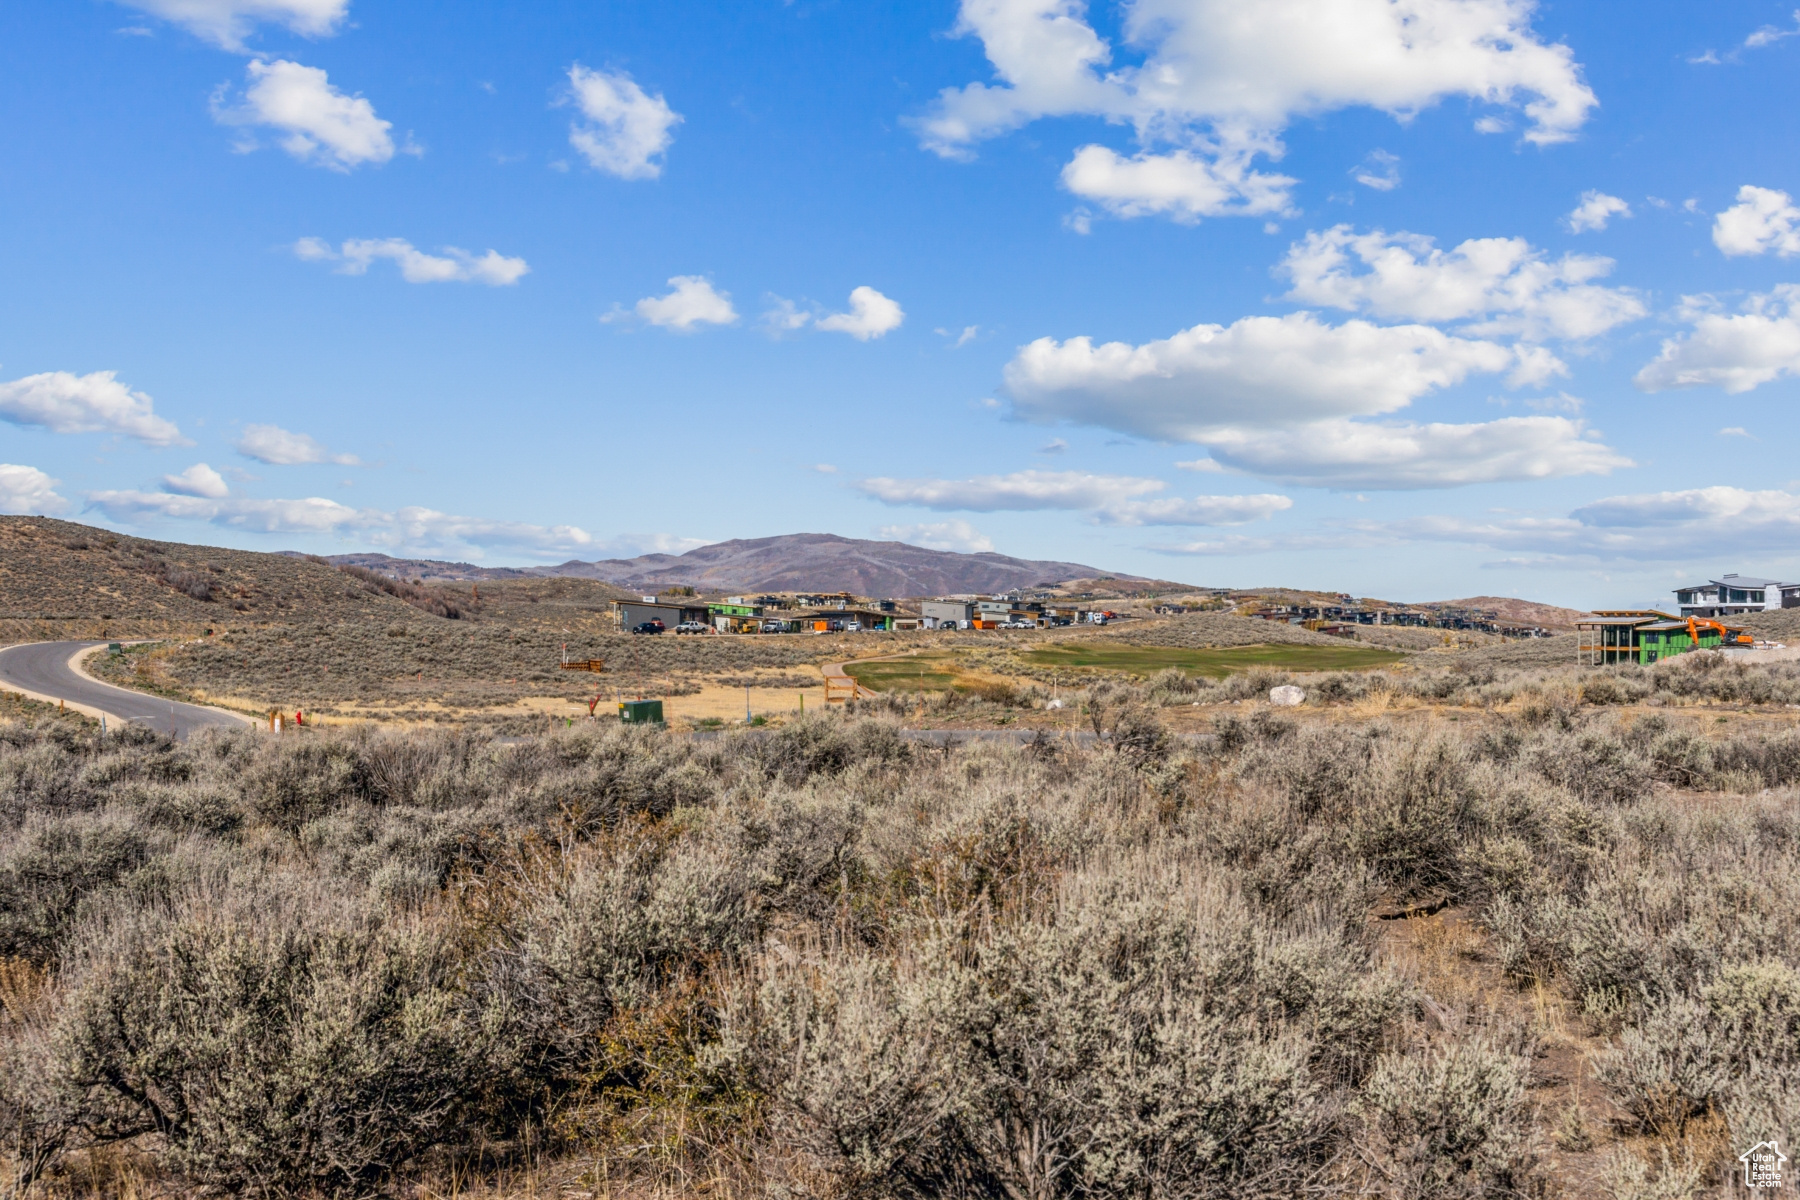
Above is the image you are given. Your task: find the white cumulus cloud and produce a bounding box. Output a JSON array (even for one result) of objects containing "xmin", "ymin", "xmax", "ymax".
[
  {"xmin": 1565, "ymin": 190, "xmax": 1631, "ymax": 232},
  {"xmin": 565, "ymin": 65, "xmax": 681, "ymax": 180},
  {"xmin": 875, "ymin": 520, "xmax": 997, "ymax": 553},
  {"xmin": 1059, "ymin": 144, "xmax": 1297, "ymax": 221},
  {"xmin": 1713, "ymin": 185, "xmax": 1800, "ymax": 257},
  {"xmin": 0, "ymin": 370, "xmax": 184, "ymax": 445},
  {"xmin": 859, "ymin": 469, "xmax": 1165, "ymax": 511},
  {"xmin": 1000, "ymin": 305, "xmax": 1635, "ymax": 488},
  {"xmin": 1389, "ymin": 485, "xmax": 1800, "ymax": 563},
  {"xmin": 114, "ymin": 0, "xmax": 348, "ymax": 51},
  {"xmin": 1278, "ymin": 225, "xmax": 1645, "ymax": 341},
  {"xmin": 1200, "ymin": 416, "xmax": 1631, "ymax": 489},
  {"xmin": 591, "ymin": 532, "xmax": 713, "ymax": 557},
  {"xmin": 162, "ymin": 463, "xmax": 231, "ymax": 499},
  {"xmin": 0, "ymin": 464, "xmax": 70, "ymax": 515},
  {"xmin": 1004, "ymin": 311, "xmax": 1525, "ymax": 439},
  {"xmin": 234, "ymin": 423, "xmax": 361, "ymax": 466},
  {"xmin": 610, "ymin": 276, "xmax": 738, "ymax": 331},
  {"xmin": 919, "ymin": 0, "xmax": 1595, "ymax": 224},
  {"xmin": 294, "ymin": 237, "xmax": 528, "ymax": 285},
  {"xmin": 1634, "ymin": 286, "xmax": 1800, "ymax": 394},
  {"xmin": 1161, "ymin": 483, "xmax": 1800, "ymax": 563},
  {"xmin": 857, "ymin": 468, "xmax": 1290, "ymax": 526},
  {"xmin": 85, "ymin": 490, "xmax": 603, "ymax": 560},
  {"xmin": 213, "ymin": 59, "xmax": 394, "ymax": 170},
  {"xmin": 815, "ymin": 287, "xmax": 906, "ymax": 340}
]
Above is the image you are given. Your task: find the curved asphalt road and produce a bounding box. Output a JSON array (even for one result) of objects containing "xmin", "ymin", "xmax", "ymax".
[{"xmin": 0, "ymin": 641, "xmax": 251, "ymax": 740}]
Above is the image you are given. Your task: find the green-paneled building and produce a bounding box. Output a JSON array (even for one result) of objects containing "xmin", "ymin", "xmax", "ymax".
[{"xmin": 1577, "ymin": 610, "xmax": 1743, "ymax": 665}]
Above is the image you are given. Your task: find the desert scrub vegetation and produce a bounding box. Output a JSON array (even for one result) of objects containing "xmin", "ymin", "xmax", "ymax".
[
  {"xmin": 1186, "ymin": 650, "xmax": 1800, "ymax": 712},
  {"xmin": 87, "ymin": 624, "xmax": 877, "ymax": 716},
  {"xmin": 0, "ymin": 517, "xmax": 428, "ymax": 635},
  {"xmin": 915, "ymin": 649, "xmax": 1800, "ymax": 722},
  {"xmin": 2, "ymin": 704, "xmax": 1798, "ymax": 1196}
]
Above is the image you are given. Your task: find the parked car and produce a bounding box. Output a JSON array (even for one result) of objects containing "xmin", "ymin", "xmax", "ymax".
[
  {"xmin": 760, "ymin": 621, "xmax": 788, "ymax": 633},
  {"xmin": 674, "ymin": 621, "xmax": 710, "ymax": 634},
  {"xmin": 631, "ymin": 620, "xmax": 665, "ymax": 634},
  {"xmin": 843, "ymin": 622, "xmax": 862, "ymax": 633}
]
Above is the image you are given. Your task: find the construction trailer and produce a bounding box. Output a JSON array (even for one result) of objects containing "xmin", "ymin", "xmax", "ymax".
[{"xmin": 1576, "ymin": 610, "xmax": 1751, "ymax": 666}]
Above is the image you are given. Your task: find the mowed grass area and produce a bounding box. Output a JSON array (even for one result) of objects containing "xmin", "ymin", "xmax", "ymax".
[
  {"xmin": 844, "ymin": 654, "xmax": 960, "ymax": 692},
  {"xmin": 1023, "ymin": 642, "xmax": 1408, "ymax": 678}
]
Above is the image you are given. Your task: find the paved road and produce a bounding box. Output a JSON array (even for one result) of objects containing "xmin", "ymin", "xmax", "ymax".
[{"xmin": 0, "ymin": 641, "xmax": 251, "ymax": 740}]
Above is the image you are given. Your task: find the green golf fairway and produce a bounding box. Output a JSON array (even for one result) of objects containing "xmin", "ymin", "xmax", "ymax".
[
  {"xmin": 845, "ymin": 656, "xmax": 961, "ymax": 691},
  {"xmin": 1021, "ymin": 642, "xmax": 1407, "ymax": 678}
]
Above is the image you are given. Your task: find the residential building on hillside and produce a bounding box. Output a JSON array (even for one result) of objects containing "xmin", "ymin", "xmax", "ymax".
[
  {"xmin": 922, "ymin": 600, "xmax": 974, "ymax": 629},
  {"xmin": 615, "ymin": 598, "xmax": 709, "ymax": 630},
  {"xmin": 1674, "ymin": 574, "xmax": 1800, "ymax": 617}
]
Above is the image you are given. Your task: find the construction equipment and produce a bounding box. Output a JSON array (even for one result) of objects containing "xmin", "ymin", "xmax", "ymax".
[{"xmin": 1687, "ymin": 617, "xmax": 1754, "ymax": 647}]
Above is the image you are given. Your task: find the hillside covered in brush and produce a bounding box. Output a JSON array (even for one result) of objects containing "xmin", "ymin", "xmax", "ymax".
[{"xmin": 0, "ymin": 517, "xmax": 635, "ymax": 641}]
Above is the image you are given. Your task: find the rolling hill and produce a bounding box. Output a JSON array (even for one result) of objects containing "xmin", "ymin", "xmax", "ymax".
[
  {"xmin": 327, "ymin": 533, "xmax": 1140, "ymax": 598},
  {"xmin": 0, "ymin": 515, "xmax": 418, "ymax": 639},
  {"xmin": 0, "ymin": 517, "xmax": 635, "ymax": 641},
  {"xmin": 1441, "ymin": 595, "xmax": 1589, "ymax": 629},
  {"xmin": 548, "ymin": 534, "xmax": 1135, "ymax": 597}
]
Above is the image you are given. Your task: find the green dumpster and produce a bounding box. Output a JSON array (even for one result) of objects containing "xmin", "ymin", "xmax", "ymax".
[
  {"xmin": 619, "ymin": 699, "xmax": 664, "ymax": 725},
  {"xmin": 108, "ymin": 643, "xmax": 123, "ymax": 656}
]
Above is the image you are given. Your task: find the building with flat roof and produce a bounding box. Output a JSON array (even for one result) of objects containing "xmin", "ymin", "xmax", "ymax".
[
  {"xmin": 1675, "ymin": 574, "xmax": 1800, "ymax": 617},
  {"xmin": 1577, "ymin": 610, "xmax": 1749, "ymax": 665},
  {"xmin": 614, "ymin": 599, "xmax": 710, "ymax": 630},
  {"xmin": 922, "ymin": 600, "xmax": 973, "ymax": 629}
]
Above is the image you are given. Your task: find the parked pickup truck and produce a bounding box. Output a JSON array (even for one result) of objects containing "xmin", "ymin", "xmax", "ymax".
[
  {"xmin": 630, "ymin": 620, "xmax": 665, "ymax": 634},
  {"xmin": 674, "ymin": 621, "xmax": 711, "ymax": 634}
]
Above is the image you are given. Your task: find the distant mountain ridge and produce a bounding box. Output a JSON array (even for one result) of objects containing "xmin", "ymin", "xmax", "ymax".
[{"xmin": 320, "ymin": 533, "xmax": 1138, "ymax": 598}]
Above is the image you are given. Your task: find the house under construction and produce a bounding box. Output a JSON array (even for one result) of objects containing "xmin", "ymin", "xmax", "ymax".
[{"xmin": 1576, "ymin": 610, "xmax": 1753, "ymax": 666}]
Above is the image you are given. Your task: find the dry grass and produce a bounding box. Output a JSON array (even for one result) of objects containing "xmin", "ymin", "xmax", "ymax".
[{"xmin": 0, "ymin": 690, "xmax": 94, "ymax": 731}]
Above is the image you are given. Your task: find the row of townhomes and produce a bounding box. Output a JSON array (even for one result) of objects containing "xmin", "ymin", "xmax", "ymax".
[
  {"xmin": 1244, "ymin": 599, "xmax": 1553, "ymax": 638},
  {"xmin": 612, "ymin": 591, "xmax": 1122, "ymax": 634}
]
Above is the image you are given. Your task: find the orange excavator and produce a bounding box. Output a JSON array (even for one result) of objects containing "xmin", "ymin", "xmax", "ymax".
[{"xmin": 1687, "ymin": 616, "xmax": 1754, "ymax": 647}]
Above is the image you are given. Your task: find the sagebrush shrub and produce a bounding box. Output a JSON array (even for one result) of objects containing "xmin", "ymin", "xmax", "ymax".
[
  {"xmin": 0, "ymin": 814, "xmax": 150, "ymax": 963},
  {"xmin": 2, "ymin": 700, "xmax": 1797, "ymax": 1196},
  {"xmin": 1357, "ymin": 1039, "xmax": 1539, "ymax": 1199},
  {"xmin": 23, "ymin": 877, "xmax": 482, "ymax": 1194}
]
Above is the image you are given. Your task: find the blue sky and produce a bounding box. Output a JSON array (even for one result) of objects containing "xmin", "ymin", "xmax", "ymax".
[{"xmin": 5, "ymin": 0, "xmax": 1800, "ymax": 608}]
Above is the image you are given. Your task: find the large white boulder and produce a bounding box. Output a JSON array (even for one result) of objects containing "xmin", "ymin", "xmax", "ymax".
[{"xmin": 1269, "ymin": 685, "xmax": 1305, "ymax": 707}]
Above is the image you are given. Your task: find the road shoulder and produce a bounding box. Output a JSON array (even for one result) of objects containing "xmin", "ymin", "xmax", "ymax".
[
  {"xmin": 68, "ymin": 643, "xmax": 258, "ymax": 727},
  {"xmin": 0, "ymin": 644, "xmax": 114, "ymax": 721}
]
